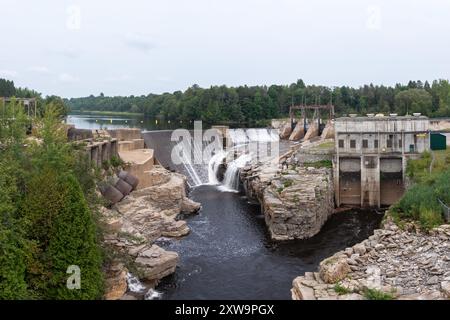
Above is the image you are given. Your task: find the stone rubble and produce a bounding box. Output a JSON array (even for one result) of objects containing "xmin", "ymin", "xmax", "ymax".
[{"xmin": 292, "ymin": 218, "xmax": 450, "ymax": 300}]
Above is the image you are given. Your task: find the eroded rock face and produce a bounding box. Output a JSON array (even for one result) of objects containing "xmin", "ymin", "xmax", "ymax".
[
  {"xmin": 104, "ymin": 262, "xmax": 128, "ymax": 300},
  {"xmin": 241, "ymin": 163, "xmax": 334, "ymax": 240},
  {"xmin": 292, "ymin": 219, "xmax": 450, "ymax": 300},
  {"xmin": 101, "ymin": 165, "xmax": 200, "ymax": 298}
]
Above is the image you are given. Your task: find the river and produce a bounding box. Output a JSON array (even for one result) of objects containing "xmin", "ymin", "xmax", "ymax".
[{"xmin": 67, "ymin": 113, "xmax": 383, "ymax": 300}]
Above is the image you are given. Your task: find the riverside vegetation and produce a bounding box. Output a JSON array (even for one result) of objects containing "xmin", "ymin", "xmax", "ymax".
[
  {"xmin": 0, "ymin": 102, "xmax": 104, "ymax": 299},
  {"xmin": 391, "ymin": 149, "xmax": 450, "ymax": 230}
]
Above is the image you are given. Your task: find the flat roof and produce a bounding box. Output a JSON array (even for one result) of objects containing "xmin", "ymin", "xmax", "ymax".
[{"xmin": 336, "ymin": 115, "xmax": 428, "ymax": 121}]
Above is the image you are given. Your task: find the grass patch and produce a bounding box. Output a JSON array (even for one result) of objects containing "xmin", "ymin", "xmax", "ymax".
[
  {"xmin": 303, "ymin": 160, "xmax": 332, "ymax": 168},
  {"xmin": 316, "ymin": 141, "xmax": 334, "ymax": 149},
  {"xmin": 283, "ymin": 179, "xmax": 293, "ymax": 188},
  {"xmin": 334, "ymin": 283, "xmax": 352, "ymax": 295},
  {"xmin": 363, "ymin": 288, "xmax": 394, "ymax": 300},
  {"xmin": 433, "ymin": 149, "xmax": 450, "ymax": 172}
]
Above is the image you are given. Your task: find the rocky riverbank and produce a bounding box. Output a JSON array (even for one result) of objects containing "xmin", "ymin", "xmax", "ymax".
[
  {"xmin": 240, "ymin": 142, "xmax": 335, "ymax": 240},
  {"xmin": 101, "ymin": 165, "xmax": 200, "ymax": 299},
  {"xmin": 291, "ymin": 217, "xmax": 450, "ymax": 300}
]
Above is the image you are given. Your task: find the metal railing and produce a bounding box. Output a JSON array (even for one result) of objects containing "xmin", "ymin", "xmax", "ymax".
[{"xmin": 438, "ymin": 198, "xmax": 450, "ymax": 222}]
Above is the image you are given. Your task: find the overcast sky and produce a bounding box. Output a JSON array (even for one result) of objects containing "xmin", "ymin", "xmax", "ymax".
[{"xmin": 0, "ymin": 0, "xmax": 449, "ymax": 98}]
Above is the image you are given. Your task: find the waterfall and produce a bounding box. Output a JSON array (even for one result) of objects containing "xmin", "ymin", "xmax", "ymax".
[
  {"xmin": 144, "ymin": 128, "xmax": 279, "ymax": 189},
  {"xmin": 228, "ymin": 128, "xmax": 279, "ymax": 144},
  {"xmin": 218, "ymin": 153, "xmax": 252, "ymax": 192},
  {"xmin": 173, "ymin": 141, "xmax": 203, "ymax": 186},
  {"xmin": 144, "ymin": 288, "xmax": 163, "ymax": 300},
  {"xmin": 126, "ymin": 273, "xmax": 146, "ymax": 293},
  {"xmin": 208, "ymin": 151, "xmax": 226, "ymax": 185}
]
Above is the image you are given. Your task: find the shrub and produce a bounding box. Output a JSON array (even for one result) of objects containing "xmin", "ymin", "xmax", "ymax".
[
  {"xmin": 0, "ymin": 230, "xmax": 29, "ymax": 299},
  {"xmin": 363, "ymin": 288, "xmax": 394, "ymax": 300},
  {"xmin": 0, "ymin": 155, "xmax": 29, "ymax": 300},
  {"xmin": 334, "ymin": 283, "xmax": 352, "ymax": 295},
  {"xmin": 303, "ymin": 160, "xmax": 332, "ymax": 168},
  {"xmin": 23, "ymin": 170, "xmax": 104, "ymax": 299},
  {"xmin": 283, "ymin": 180, "xmax": 293, "ymax": 188},
  {"xmin": 405, "ymin": 152, "xmax": 431, "ymax": 183},
  {"xmin": 110, "ymin": 155, "xmax": 124, "ymax": 168}
]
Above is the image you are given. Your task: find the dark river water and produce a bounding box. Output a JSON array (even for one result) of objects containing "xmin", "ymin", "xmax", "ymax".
[
  {"xmin": 67, "ymin": 113, "xmax": 383, "ymax": 300},
  {"xmin": 156, "ymin": 185, "xmax": 383, "ymax": 300}
]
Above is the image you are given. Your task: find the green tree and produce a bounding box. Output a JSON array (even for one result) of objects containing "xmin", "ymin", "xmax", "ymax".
[
  {"xmin": 0, "ymin": 159, "xmax": 29, "ymax": 300},
  {"xmin": 394, "ymin": 89, "xmax": 432, "ymax": 115},
  {"xmin": 23, "ymin": 169, "xmax": 103, "ymax": 299}
]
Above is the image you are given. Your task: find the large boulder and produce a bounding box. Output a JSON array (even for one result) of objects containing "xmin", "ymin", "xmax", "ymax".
[
  {"xmin": 181, "ymin": 197, "xmax": 201, "ymax": 214},
  {"xmin": 319, "ymin": 256, "xmax": 350, "ymax": 284},
  {"xmin": 162, "ymin": 219, "xmax": 190, "ymax": 237},
  {"xmin": 135, "ymin": 245, "xmax": 179, "ymax": 281}
]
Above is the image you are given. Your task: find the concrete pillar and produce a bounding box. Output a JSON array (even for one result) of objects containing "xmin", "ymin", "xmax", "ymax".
[
  {"xmin": 377, "ymin": 156, "xmax": 381, "ymax": 208},
  {"xmin": 111, "ymin": 140, "xmax": 118, "ymax": 158},
  {"xmin": 334, "ymin": 155, "xmax": 340, "ymax": 207},
  {"xmin": 360, "ymin": 157, "xmax": 364, "ymax": 207}
]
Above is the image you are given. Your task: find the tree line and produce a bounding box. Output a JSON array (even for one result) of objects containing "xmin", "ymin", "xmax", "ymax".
[{"xmin": 66, "ymin": 79, "xmax": 450, "ymax": 122}]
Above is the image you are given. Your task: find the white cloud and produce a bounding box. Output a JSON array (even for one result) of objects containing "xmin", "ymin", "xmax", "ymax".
[
  {"xmin": 366, "ymin": 5, "xmax": 382, "ymax": 31},
  {"xmin": 0, "ymin": 69, "xmax": 19, "ymax": 78},
  {"xmin": 29, "ymin": 66, "xmax": 51, "ymax": 74},
  {"xmin": 59, "ymin": 73, "xmax": 79, "ymax": 83},
  {"xmin": 156, "ymin": 76, "xmax": 173, "ymax": 83},
  {"xmin": 124, "ymin": 33, "xmax": 156, "ymax": 52},
  {"xmin": 66, "ymin": 5, "xmax": 82, "ymax": 31}
]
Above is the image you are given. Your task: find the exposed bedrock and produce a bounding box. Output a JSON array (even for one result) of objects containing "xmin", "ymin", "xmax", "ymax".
[
  {"xmin": 291, "ymin": 218, "xmax": 450, "ymax": 300},
  {"xmin": 241, "ymin": 161, "xmax": 334, "ymax": 241},
  {"xmin": 100, "ymin": 165, "xmax": 201, "ymax": 299}
]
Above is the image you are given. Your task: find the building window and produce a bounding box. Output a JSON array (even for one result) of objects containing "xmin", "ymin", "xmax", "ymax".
[
  {"xmin": 338, "ymin": 140, "xmax": 344, "ymax": 148},
  {"xmin": 386, "ymin": 137, "xmax": 393, "ymax": 148},
  {"xmin": 399, "ymin": 139, "xmax": 402, "ymax": 148},
  {"xmin": 362, "ymin": 140, "xmax": 368, "ymax": 148},
  {"xmin": 374, "ymin": 139, "xmax": 379, "ymax": 148},
  {"xmin": 350, "ymin": 140, "xmax": 356, "ymax": 148}
]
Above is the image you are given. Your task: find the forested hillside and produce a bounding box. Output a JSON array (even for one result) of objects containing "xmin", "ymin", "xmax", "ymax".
[{"xmin": 66, "ymin": 79, "xmax": 450, "ymax": 122}]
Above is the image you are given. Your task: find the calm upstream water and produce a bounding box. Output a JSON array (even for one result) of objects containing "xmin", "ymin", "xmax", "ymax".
[{"xmin": 68, "ymin": 113, "xmax": 383, "ymax": 300}]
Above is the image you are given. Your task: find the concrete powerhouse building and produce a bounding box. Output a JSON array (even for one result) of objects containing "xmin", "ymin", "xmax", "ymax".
[{"xmin": 334, "ymin": 114, "xmax": 430, "ymax": 208}]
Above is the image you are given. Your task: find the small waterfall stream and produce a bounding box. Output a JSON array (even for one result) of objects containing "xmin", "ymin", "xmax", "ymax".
[{"xmin": 218, "ymin": 153, "xmax": 252, "ymax": 192}]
